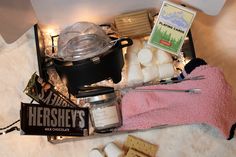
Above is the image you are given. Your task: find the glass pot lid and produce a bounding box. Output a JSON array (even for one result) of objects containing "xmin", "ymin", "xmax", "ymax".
[{"xmin": 57, "ymin": 22, "xmax": 112, "ymax": 61}]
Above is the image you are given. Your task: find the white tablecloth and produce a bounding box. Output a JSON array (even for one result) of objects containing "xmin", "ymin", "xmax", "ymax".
[{"xmin": 0, "ymin": 26, "xmax": 235, "ymax": 157}]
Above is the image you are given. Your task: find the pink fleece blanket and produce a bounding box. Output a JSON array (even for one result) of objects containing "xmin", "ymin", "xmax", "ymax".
[{"xmin": 120, "ymin": 65, "xmax": 236, "ymax": 138}]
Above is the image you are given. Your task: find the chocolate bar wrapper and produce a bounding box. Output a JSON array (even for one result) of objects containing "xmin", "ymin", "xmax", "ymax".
[
  {"xmin": 24, "ymin": 73, "xmax": 77, "ymax": 108},
  {"xmin": 20, "ymin": 103, "xmax": 89, "ymax": 136}
]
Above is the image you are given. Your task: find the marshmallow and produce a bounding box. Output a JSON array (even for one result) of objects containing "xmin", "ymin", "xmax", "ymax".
[
  {"xmin": 142, "ymin": 65, "xmax": 159, "ymax": 83},
  {"xmin": 158, "ymin": 63, "xmax": 175, "ymax": 79},
  {"xmin": 126, "ymin": 51, "xmax": 140, "ymax": 65},
  {"xmin": 154, "ymin": 49, "xmax": 173, "ymax": 65},
  {"xmin": 104, "ymin": 142, "xmax": 124, "ymax": 157},
  {"xmin": 137, "ymin": 48, "xmax": 153, "ymax": 66},
  {"xmin": 127, "ymin": 64, "xmax": 143, "ymax": 86},
  {"xmin": 89, "ymin": 149, "xmax": 105, "ymax": 157}
]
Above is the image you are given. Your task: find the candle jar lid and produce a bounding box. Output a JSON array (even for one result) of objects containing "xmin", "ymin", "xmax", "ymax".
[
  {"xmin": 85, "ymin": 92, "xmax": 116, "ymax": 104},
  {"xmin": 76, "ymin": 86, "xmax": 115, "ymax": 99}
]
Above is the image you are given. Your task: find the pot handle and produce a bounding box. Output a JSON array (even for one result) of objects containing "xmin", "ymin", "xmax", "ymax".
[{"xmin": 116, "ymin": 37, "xmax": 133, "ymax": 48}]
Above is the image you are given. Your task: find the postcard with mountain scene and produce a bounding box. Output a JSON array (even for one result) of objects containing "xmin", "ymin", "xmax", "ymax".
[{"xmin": 148, "ymin": 1, "xmax": 196, "ymax": 55}]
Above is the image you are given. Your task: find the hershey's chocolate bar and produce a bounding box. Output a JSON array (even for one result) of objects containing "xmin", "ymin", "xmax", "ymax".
[
  {"xmin": 20, "ymin": 103, "xmax": 89, "ymax": 136},
  {"xmin": 24, "ymin": 73, "xmax": 77, "ymax": 108}
]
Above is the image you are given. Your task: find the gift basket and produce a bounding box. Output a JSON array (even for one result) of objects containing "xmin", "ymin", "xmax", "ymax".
[{"xmin": 30, "ymin": 3, "xmax": 197, "ymax": 143}]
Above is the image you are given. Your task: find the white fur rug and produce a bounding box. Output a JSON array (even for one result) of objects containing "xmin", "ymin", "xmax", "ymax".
[{"xmin": 0, "ymin": 28, "xmax": 235, "ymax": 157}]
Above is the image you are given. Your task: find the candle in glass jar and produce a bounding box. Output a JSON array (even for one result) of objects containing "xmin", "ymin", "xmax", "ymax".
[{"xmin": 79, "ymin": 89, "xmax": 122, "ymax": 132}]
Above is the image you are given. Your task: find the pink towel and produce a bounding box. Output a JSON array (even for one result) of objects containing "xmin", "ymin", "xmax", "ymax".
[{"xmin": 120, "ymin": 65, "xmax": 236, "ymax": 138}]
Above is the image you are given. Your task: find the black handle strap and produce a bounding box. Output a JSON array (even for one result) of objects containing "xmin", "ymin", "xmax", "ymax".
[
  {"xmin": 228, "ymin": 123, "xmax": 236, "ymax": 140},
  {"xmin": 76, "ymin": 86, "xmax": 114, "ymax": 98},
  {"xmin": 116, "ymin": 37, "xmax": 133, "ymax": 48}
]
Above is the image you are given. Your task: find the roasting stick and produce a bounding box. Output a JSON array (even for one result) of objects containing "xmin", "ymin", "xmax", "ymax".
[
  {"xmin": 134, "ymin": 88, "xmax": 201, "ymax": 94},
  {"xmin": 160, "ymin": 75, "xmax": 205, "ymax": 84},
  {"xmin": 120, "ymin": 75, "xmax": 205, "ymax": 93}
]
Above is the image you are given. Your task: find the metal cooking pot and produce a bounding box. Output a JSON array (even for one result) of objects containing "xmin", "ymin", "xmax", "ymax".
[{"xmin": 53, "ymin": 37, "xmax": 133, "ymax": 96}]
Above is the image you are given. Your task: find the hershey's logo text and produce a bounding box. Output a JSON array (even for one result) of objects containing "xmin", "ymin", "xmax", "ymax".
[
  {"xmin": 38, "ymin": 89, "xmax": 71, "ymax": 107},
  {"xmin": 28, "ymin": 106, "xmax": 85, "ymax": 128}
]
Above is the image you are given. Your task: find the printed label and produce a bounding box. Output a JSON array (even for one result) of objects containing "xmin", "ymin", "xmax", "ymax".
[{"xmin": 92, "ymin": 106, "xmax": 119, "ymax": 128}]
